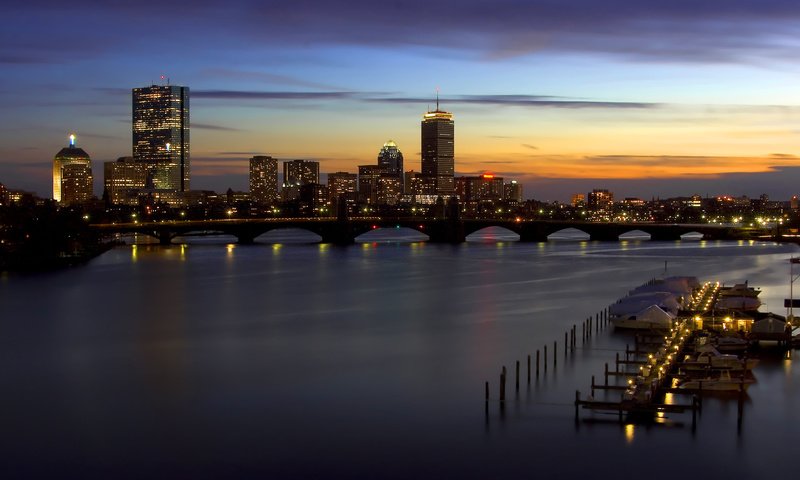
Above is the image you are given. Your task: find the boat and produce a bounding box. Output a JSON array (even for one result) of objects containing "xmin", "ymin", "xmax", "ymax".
[
  {"xmin": 610, "ymin": 305, "xmax": 675, "ymax": 330},
  {"xmin": 712, "ymin": 336, "xmax": 749, "ymax": 353},
  {"xmin": 719, "ymin": 282, "xmax": 761, "ymax": 298},
  {"xmin": 678, "ymin": 370, "xmax": 755, "ymax": 391},
  {"xmin": 681, "ymin": 345, "xmax": 758, "ymax": 371}
]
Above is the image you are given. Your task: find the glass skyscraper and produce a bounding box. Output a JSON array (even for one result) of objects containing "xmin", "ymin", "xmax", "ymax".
[
  {"xmin": 132, "ymin": 84, "xmax": 190, "ymax": 192},
  {"xmin": 421, "ymin": 103, "xmax": 454, "ymax": 195}
]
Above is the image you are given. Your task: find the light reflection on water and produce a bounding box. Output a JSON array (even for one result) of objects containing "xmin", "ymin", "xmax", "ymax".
[{"xmin": 0, "ymin": 238, "xmax": 798, "ymax": 478}]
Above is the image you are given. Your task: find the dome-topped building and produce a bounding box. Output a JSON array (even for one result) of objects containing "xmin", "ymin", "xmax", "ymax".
[
  {"xmin": 377, "ymin": 140, "xmax": 403, "ymax": 178},
  {"xmin": 53, "ymin": 134, "xmax": 93, "ymax": 203}
]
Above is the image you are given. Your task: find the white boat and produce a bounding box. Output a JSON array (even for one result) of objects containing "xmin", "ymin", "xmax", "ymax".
[
  {"xmin": 719, "ymin": 282, "xmax": 761, "ymax": 298},
  {"xmin": 611, "ymin": 305, "xmax": 674, "ymax": 330},
  {"xmin": 681, "ymin": 345, "xmax": 758, "ymax": 371},
  {"xmin": 678, "ymin": 370, "xmax": 755, "ymax": 391}
]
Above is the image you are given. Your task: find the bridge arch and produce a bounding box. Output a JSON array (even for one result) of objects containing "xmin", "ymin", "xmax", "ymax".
[
  {"xmin": 466, "ymin": 226, "xmax": 521, "ymax": 242},
  {"xmin": 547, "ymin": 227, "xmax": 590, "ymax": 241},
  {"xmin": 253, "ymin": 228, "xmax": 323, "ymax": 244},
  {"xmin": 355, "ymin": 226, "xmax": 429, "ymax": 243},
  {"xmin": 618, "ymin": 229, "xmax": 651, "ymax": 241}
]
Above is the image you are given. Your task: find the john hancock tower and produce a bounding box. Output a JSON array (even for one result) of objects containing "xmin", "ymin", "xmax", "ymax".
[
  {"xmin": 132, "ymin": 83, "xmax": 190, "ymax": 192},
  {"xmin": 421, "ymin": 98, "xmax": 454, "ymax": 195}
]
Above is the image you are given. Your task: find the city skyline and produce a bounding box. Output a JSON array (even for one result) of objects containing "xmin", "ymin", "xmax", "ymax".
[{"xmin": 3, "ymin": 1, "xmax": 800, "ymax": 201}]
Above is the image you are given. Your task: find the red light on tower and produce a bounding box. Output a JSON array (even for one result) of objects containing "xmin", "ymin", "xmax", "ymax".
[{"xmin": 482, "ymin": 173, "xmax": 494, "ymax": 179}]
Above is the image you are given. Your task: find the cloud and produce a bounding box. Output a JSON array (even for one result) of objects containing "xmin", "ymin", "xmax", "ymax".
[
  {"xmin": 521, "ymin": 144, "xmax": 539, "ymax": 150},
  {"xmin": 192, "ymin": 123, "xmax": 242, "ymax": 132},
  {"xmin": 7, "ymin": 1, "xmax": 800, "ymax": 66},
  {"xmin": 200, "ymin": 68, "xmax": 343, "ymax": 91},
  {"xmin": 368, "ymin": 94, "xmax": 657, "ymax": 109},
  {"xmin": 193, "ymin": 90, "xmax": 355, "ymax": 100}
]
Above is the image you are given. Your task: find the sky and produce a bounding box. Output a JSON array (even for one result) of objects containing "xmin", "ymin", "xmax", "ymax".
[{"xmin": 3, "ymin": 0, "xmax": 800, "ymax": 202}]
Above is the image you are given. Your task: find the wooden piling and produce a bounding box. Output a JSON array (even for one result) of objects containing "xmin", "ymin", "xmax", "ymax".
[
  {"xmin": 591, "ymin": 375, "xmax": 595, "ymax": 396},
  {"xmin": 527, "ymin": 355, "xmax": 531, "ymax": 384},
  {"xmin": 536, "ymin": 350, "xmax": 540, "ymax": 377},
  {"xmin": 574, "ymin": 391, "xmax": 580, "ymax": 421},
  {"xmin": 554, "ymin": 341, "xmax": 557, "ymax": 367},
  {"xmin": 544, "ymin": 345, "xmax": 548, "ymax": 371},
  {"xmin": 564, "ymin": 332, "xmax": 568, "ymax": 358},
  {"xmin": 485, "ymin": 381, "xmax": 489, "ymax": 414},
  {"xmin": 500, "ymin": 367, "xmax": 506, "ymax": 406},
  {"xmin": 604, "ymin": 362, "xmax": 609, "ymax": 385},
  {"xmin": 515, "ymin": 361, "xmax": 520, "ymax": 392}
]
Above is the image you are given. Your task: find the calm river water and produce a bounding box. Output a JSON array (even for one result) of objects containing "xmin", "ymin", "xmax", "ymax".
[{"xmin": 1, "ymin": 229, "xmax": 798, "ymax": 479}]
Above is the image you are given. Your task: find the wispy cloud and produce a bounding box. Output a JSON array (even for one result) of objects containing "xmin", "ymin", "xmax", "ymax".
[{"xmin": 193, "ymin": 123, "xmax": 242, "ymax": 132}]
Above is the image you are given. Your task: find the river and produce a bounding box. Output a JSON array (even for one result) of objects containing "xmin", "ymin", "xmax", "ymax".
[{"xmin": 1, "ymin": 230, "xmax": 798, "ymax": 478}]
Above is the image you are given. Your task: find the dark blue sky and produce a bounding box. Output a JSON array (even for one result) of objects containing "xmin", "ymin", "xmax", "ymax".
[{"xmin": 3, "ymin": 0, "xmax": 800, "ymax": 201}]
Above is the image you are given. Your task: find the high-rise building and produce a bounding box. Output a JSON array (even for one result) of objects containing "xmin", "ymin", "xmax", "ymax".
[
  {"xmin": 53, "ymin": 134, "xmax": 92, "ymax": 203},
  {"xmin": 61, "ymin": 163, "xmax": 94, "ymax": 205},
  {"xmin": 282, "ymin": 160, "xmax": 320, "ymax": 201},
  {"xmin": 421, "ymin": 101, "xmax": 454, "ymax": 195},
  {"xmin": 132, "ymin": 84, "xmax": 190, "ymax": 191},
  {"xmin": 358, "ymin": 165, "xmax": 382, "ymax": 204},
  {"xmin": 378, "ymin": 139, "xmax": 403, "ymax": 176},
  {"xmin": 504, "ymin": 180, "xmax": 523, "ymax": 204},
  {"xmin": 0, "ymin": 181, "xmax": 8, "ymax": 206},
  {"xmin": 327, "ymin": 172, "xmax": 358, "ymax": 203},
  {"xmin": 104, "ymin": 157, "xmax": 148, "ymax": 206},
  {"xmin": 455, "ymin": 174, "xmax": 504, "ymax": 214},
  {"xmin": 249, "ymin": 155, "xmax": 278, "ymax": 205}
]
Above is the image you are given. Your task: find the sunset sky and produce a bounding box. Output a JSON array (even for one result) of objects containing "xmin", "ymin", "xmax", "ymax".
[{"xmin": 3, "ymin": 0, "xmax": 800, "ymax": 201}]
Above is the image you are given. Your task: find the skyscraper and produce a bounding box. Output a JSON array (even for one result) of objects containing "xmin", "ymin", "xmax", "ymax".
[
  {"xmin": 421, "ymin": 100, "xmax": 454, "ymax": 195},
  {"xmin": 249, "ymin": 155, "xmax": 278, "ymax": 205},
  {"xmin": 61, "ymin": 163, "xmax": 94, "ymax": 205},
  {"xmin": 282, "ymin": 160, "xmax": 320, "ymax": 200},
  {"xmin": 53, "ymin": 134, "xmax": 92, "ymax": 202},
  {"xmin": 132, "ymin": 84, "xmax": 190, "ymax": 192},
  {"xmin": 378, "ymin": 140, "xmax": 404, "ymax": 176}
]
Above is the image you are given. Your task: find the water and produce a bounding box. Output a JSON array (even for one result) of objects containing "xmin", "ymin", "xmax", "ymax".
[{"xmin": 1, "ymin": 233, "xmax": 798, "ymax": 479}]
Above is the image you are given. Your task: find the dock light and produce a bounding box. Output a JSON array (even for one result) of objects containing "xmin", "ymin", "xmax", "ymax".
[{"xmin": 372, "ymin": 225, "xmax": 378, "ymax": 229}]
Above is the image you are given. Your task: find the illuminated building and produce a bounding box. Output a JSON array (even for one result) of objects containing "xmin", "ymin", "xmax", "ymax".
[
  {"xmin": 249, "ymin": 155, "xmax": 278, "ymax": 205},
  {"xmin": 377, "ymin": 140, "xmax": 404, "ymax": 188},
  {"xmin": 283, "ymin": 160, "xmax": 320, "ymax": 200},
  {"xmin": 0, "ymin": 182, "xmax": 7, "ymax": 206},
  {"xmin": 299, "ymin": 183, "xmax": 329, "ymax": 216},
  {"xmin": 61, "ymin": 163, "xmax": 94, "ymax": 205},
  {"xmin": 421, "ymin": 100, "xmax": 454, "ymax": 195},
  {"xmin": 358, "ymin": 165, "xmax": 382, "ymax": 203},
  {"xmin": 327, "ymin": 172, "xmax": 358, "ymax": 202},
  {"xmin": 588, "ymin": 189, "xmax": 614, "ymax": 212},
  {"xmin": 377, "ymin": 176, "xmax": 402, "ymax": 205},
  {"xmin": 504, "ymin": 180, "xmax": 523, "ymax": 204},
  {"xmin": 792, "ymin": 196, "xmax": 798, "ymax": 210},
  {"xmin": 53, "ymin": 134, "xmax": 92, "ymax": 203},
  {"xmin": 104, "ymin": 157, "xmax": 148, "ymax": 206},
  {"xmin": 455, "ymin": 174, "xmax": 504, "ymax": 214},
  {"xmin": 571, "ymin": 193, "xmax": 586, "ymax": 207},
  {"xmin": 132, "ymin": 84, "xmax": 190, "ymax": 191}
]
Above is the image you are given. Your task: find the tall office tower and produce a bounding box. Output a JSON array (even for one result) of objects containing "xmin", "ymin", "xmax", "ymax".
[
  {"xmin": 421, "ymin": 100, "xmax": 454, "ymax": 195},
  {"xmin": 61, "ymin": 163, "xmax": 94, "ymax": 205},
  {"xmin": 0, "ymin": 182, "xmax": 7, "ymax": 206},
  {"xmin": 53, "ymin": 134, "xmax": 92, "ymax": 202},
  {"xmin": 378, "ymin": 138, "xmax": 403, "ymax": 176},
  {"xmin": 327, "ymin": 171, "xmax": 358, "ymax": 202},
  {"xmin": 132, "ymin": 84, "xmax": 190, "ymax": 191},
  {"xmin": 504, "ymin": 180, "xmax": 523, "ymax": 204},
  {"xmin": 358, "ymin": 165, "xmax": 382, "ymax": 204},
  {"xmin": 249, "ymin": 155, "xmax": 279, "ymax": 205},
  {"xmin": 282, "ymin": 159, "xmax": 320, "ymax": 200},
  {"xmin": 104, "ymin": 156, "xmax": 148, "ymax": 206}
]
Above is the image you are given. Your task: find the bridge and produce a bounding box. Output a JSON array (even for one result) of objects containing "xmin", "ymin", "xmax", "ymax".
[{"xmin": 91, "ymin": 217, "xmax": 767, "ymax": 245}]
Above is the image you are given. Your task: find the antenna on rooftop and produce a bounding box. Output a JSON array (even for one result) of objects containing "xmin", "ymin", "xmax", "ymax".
[{"xmin": 436, "ymin": 86, "xmax": 440, "ymax": 110}]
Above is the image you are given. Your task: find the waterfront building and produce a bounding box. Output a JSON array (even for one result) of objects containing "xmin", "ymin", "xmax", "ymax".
[
  {"xmin": 0, "ymin": 182, "xmax": 7, "ymax": 206},
  {"xmin": 455, "ymin": 174, "xmax": 504, "ymax": 215},
  {"xmin": 104, "ymin": 157, "xmax": 148, "ymax": 206},
  {"xmin": 132, "ymin": 84, "xmax": 190, "ymax": 192},
  {"xmin": 249, "ymin": 156, "xmax": 279, "ymax": 205},
  {"xmin": 327, "ymin": 172, "xmax": 358, "ymax": 203},
  {"xmin": 504, "ymin": 180, "xmax": 523, "ymax": 204},
  {"xmin": 283, "ymin": 160, "xmax": 320, "ymax": 200},
  {"xmin": 53, "ymin": 135, "xmax": 92, "ymax": 203},
  {"xmin": 421, "ymin": 101, "xmax": 454, "ymax": 195},
  {"xmin": 377, "ymin": 175, "xmax": 403, "ymax": 205},
  {"xmin": 405, "ymin": 171, "xmax": 436, "ymax": 195},
  {"xmin": 299, "ymin": 183, "xmax": 329, "ymax": 216},
  {"xmin": 588, "ymin": 189, "xmax": 614, "ymax": 211}
]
